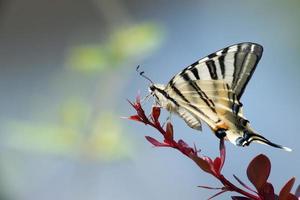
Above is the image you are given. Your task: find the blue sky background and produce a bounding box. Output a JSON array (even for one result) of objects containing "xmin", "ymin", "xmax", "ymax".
[{"xmin": 0, "ymin": 0, "xmax": 299, "ymax": 199}]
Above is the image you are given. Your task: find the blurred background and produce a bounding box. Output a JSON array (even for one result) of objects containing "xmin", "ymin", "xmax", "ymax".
[{"xmin": 0, "ymin": 0, "xmax": 299, "ymax": 199}]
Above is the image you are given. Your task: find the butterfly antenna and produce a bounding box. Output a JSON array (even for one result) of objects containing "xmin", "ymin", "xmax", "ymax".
[{"xmin": 136, "ymin": 65, "xmax": 154, "ymax": 84}]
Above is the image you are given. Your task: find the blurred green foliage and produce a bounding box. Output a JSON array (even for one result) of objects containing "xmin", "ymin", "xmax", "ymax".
[
  {"xmin": 67, "ymin": 23, "xmax": 163, "ymax": 73},
  {"xmin": 5, "ymin": 100, "xmax": 134, "ymax": 162},
  {"xmin": 4, "ymin": 22, "xmax": 163, "ymax": 163}
]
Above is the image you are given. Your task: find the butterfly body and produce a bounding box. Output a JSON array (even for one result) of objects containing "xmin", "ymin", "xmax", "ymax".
[{"xmin": 149, "ymin": 42, "xmax": 291, "ymax": 151}]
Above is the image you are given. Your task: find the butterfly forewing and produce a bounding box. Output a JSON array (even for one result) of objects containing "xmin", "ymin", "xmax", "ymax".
[
  {"xmin": 169, "ymin": 42, "xmax": 263, "ymax": 100},
  {"xmin": 163, "ymin": 42, "xmax": 262, "ymax": 133}
]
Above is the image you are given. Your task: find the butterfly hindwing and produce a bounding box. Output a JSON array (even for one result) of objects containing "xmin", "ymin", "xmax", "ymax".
[{"xmin": 177, "ymin": 108, "xmax": 202, "ymax": 131}]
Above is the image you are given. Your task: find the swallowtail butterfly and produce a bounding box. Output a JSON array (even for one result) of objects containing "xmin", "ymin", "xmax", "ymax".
[{"xmin": 147, "ymin": 42, "xmax": 291, "ymax": 151}]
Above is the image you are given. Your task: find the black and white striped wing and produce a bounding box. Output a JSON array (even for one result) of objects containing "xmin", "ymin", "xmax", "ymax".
[
  {"xmin": 165, "ymin": 80, "xmax": 224, "ymax": 130},
  {"xmin": 169, "ymin": 42, "xmax": 263, "ymax": 100},
  {"xmin": 165, "ymin": 80, "xmax": 242, "ymax": 130},
  {"xmin": 177, "ymin": 107, "xmax": 202, "ymax": 131}
]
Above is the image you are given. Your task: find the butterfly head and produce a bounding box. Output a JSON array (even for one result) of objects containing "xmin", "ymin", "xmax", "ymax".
[
  {"xmin": 149, "ymin": 84, "xmax": 166, "ymax": 104},
  {"xmin": 135, "ymin": 66, "xmax": 170, "ymax": 108},
  {"xmin": 149, "ymin": 84, "xmax": 164, "ymax": 92},
  {"xmin": 149, "ymin": 84, "xmax": 173, "ymax": 109}
]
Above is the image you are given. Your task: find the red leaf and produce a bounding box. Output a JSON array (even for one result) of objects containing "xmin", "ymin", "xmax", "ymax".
[
  {"xmin": 151, "ymin": 106, "xmax": 161, "ymax": 122},
  {"xmin": 145, "ymin": 136, "xmax": 169, "ymax": 147},
  {"xmin": 190, "ymin": 155, "xmax": 213, "ymax": 174},
  {"xmin": 198, "ymin": 185, "xmax": 224, "ymax": 190},
  {"xmin": 247, "ymin": 154, "xmax": 271, "ymax": 191},
  {"xmin": 278, "ymin": 194, "xmax": 298, "ymax": 200},
  {"xmin": 259, "ymin": 182, "xmax": 275, "ymax": 200},
  {"xmin": 127, "ymin": 97, "xmax": 149, "ymax": 122},
  {"xmin": 128, "ymin": 115, "xmax": 142, "ymax": 122},
  {"xmin": 165, "ymin": 122, "xmax": 173, "ymax": 141},
  {"xmin": 213, "ymin": 157, "xmax": 222, "ymax": 175},
  {"xmin": 279, "ymin": 177, "xmax": 297, "ymax": 200},
  {"xmin": 285, "ymin": 194, "xmax": 298, "ymax": 200},
  {"xmin": 231, "ymin": 196, "xmax": 252, "ymax": 200},
  {"xmin": 127, "ymin": 98, "xmax": 141, "ymax": 110}
]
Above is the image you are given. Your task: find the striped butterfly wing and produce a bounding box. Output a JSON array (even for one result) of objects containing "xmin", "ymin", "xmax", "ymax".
[
  {"xmin": 177, "ymin": 107, "xmax": 202, "ymax": 130},
  {"xmin": 179, "ymin": 80, "xmax": 242, "ymax": 116},
  {"xmin": 165, "ymin": 42, "xmax": 262, "ymax": 132},
  {"xmin": 166, "ymin": 80, "xmax": 243, "ymax": 131},
  {"xmin": 165, "ymin": 80, "xmax": 223, "ymax": 131},
  {"xmin": 165, "ymin": 78, "xmax": 292, "ymax": 151},
  {"xmin": 169, "ymin": 42, "xmax": 263, "ymax": 100}
]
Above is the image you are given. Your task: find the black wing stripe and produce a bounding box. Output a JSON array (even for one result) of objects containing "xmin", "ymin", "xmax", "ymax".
[
  {"xmin": 233, "ymin": 43, "xmax": 263, "ymax": 98},
  {"xmin": 236, "ymin": 54, "xmax": 259, "ymax": 99},
  {"xmin": 221, "ymin": 47, "xmax": 229, "ymax": 54},
  {"xmin": 207, "ymin": 52, "xmax": 217, "ymax": 59},
  {"xmin": 180, "ymin": 73, "xmax": 216, "ymax": 110},
  {"xmin": 155, "ymin": 87, "xmax": 180, "ymax": 107},
  {"xmin": 218, "ymin": 55, "xmax": 226, "ymax": 78},
  {"xmin": 167, "ymin": 42, "xmax": 263, "ymax": 101},
  {"xmin": 169, "ymin": 83, "xmax": 211, "ymax": 119},
  {"xmin": 206, "ymin": 60, "xmax": 218, "ymax": 80},
  {"xmin": 191, "ymin": 67, "xmax": 200, "ymax": 79}
]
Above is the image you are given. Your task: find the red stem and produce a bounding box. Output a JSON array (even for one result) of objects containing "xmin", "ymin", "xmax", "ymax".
[
  {"xmin": 133, "ymin": 104, "xmax": 263, "ymax": 200},
  {"xmin": 218, "ymin": 175, "xmax": 261, "ymax": 200},
  {"xmin": 147, "ymin": 119, "xmax": 261, "ymax": 199}
]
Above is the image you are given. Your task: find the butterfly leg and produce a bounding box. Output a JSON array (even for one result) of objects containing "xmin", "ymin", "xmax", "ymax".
[{"xmin": 162, "ymin": 112, "xmax": 172, "ymax": 127}]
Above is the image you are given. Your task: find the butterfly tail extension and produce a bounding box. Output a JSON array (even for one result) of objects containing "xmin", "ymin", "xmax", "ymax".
[{"xmin": 236, "ymin": 131, "xmax": 292, "ymax": 152}]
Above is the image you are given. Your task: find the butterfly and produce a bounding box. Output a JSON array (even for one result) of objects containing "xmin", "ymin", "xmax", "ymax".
[{"xmin": 147, "ymin": 42, "xmax": 291, "ymax": 151}]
